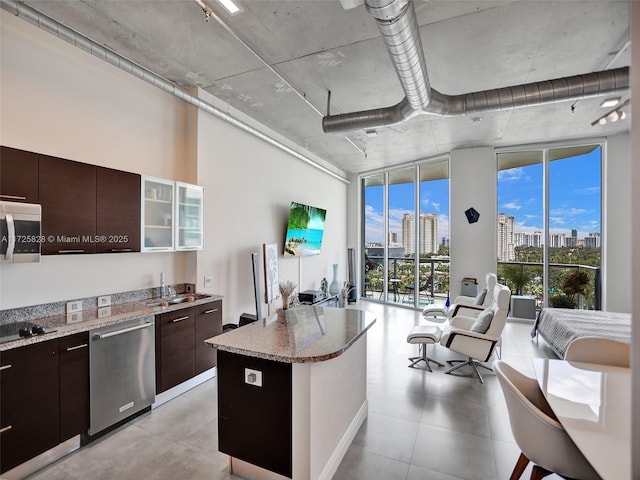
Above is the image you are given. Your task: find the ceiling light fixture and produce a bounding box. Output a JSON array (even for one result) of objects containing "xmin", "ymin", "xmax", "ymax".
[
  {"xmin": 600, "ymin": 97, "xmax": 620, "ymax": 108},
  {"xmin": 217, "ymin": 0, "xmax": 242, "ymax": 15},
  {"xmin": 591, "ymin": 98, "xmax": 630, "ymax": 126}
]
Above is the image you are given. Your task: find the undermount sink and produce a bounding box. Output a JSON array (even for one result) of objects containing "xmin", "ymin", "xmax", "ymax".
[{"xmin": 146, "ymin": 294, "xmax": 208, "ymax": 307}]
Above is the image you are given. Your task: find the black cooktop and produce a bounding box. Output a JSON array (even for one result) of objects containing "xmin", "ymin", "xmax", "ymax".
[{"xmin": 0, "ymin": 321, "xmax": 57, "ymax": 345}]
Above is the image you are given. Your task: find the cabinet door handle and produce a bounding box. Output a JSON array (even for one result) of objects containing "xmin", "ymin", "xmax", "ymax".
[
  {"xmin": 0, "ymin": 364, "xmax": 12, "ymax": 371},
  {"xmin": 93, "ymin": 322, "xmax": 153, "ymax": 340},
  {"xmin": 58, "ymin": 249, "xmax": 85, "ymax": 254},
  {"xmin": 5, "ymin": 213, "xmax": 15, "ymax": 261},
  {"xmin": 170, "ymin": 316, "xmax": 190, "ymax": 323},
  {"xmin": 0, "ymin": 194, "xmax": 27, "ymax": 200},
  {"xmin": 110, "ymin": 248, "xmax": 133, "ymax": 252},
  {"xmin": 0, "ymin": 425, "xmax": 12, "ymax": 434},
  {"xmin": 203, "ymin": 309, "xmax": 219, "ymax": 314},
  {"xmin": 65, "ymin": 343, "xmax": 88, "ymax": 352}
]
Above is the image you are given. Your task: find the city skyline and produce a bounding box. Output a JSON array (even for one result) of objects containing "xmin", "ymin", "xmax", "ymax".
[{"xmin": 364, "ymin": 147, "xmax": 601, "ymax": 245}]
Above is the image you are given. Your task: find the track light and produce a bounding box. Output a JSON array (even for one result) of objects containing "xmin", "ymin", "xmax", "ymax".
[{"xmin": 591, "ymin": 98, "xmax": 630, "ymax": 126}]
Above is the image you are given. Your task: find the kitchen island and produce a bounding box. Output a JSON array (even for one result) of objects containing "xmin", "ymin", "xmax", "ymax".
[{"xmin": 206, "ymin": 305, "xmax": 376, "ymax": 480}]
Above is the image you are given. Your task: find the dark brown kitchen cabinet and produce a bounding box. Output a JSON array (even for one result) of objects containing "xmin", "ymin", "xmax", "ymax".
[
  {"xmin": 0, "ymin": 146, "xmax": 39, "ymax": 203},
  {"xmin": 195, "ymin": 300, "xmax": 223, "ymax": 374},
  {"xmin": 59, "ymin": 332, "xmax": 89, "ymax": 442},
  {"xmin": 156, "ymin": 308, "xmax": 196, "ymax": 394},
  {"xmin": 39, "ymin": 155, "xmax": 97, "ymax": 254},
  {"xmin": 96, "ymin": 167, "xmax": 141, "ymax": 253},
  {"xmin": 0, "ymin": 339, "xmax": 60, "ymax": 474},
  {"xmin": 155, "ymin": 301, "xmax": 223, "ymax": 394}
]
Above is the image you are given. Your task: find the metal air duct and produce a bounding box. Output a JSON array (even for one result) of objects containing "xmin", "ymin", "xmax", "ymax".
[{"xmin": 322, "ymin": 0, "xmax": 630, "ymax": 133}]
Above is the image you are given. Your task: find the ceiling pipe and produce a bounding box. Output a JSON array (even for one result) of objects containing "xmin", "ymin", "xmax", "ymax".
[
  {"xmin": 1, "ymin": 0, "xmax": 349, "ymax": 184},
  {"xmin": 322, "ymin": 0, "xmax": 630, "ymax": 134}
]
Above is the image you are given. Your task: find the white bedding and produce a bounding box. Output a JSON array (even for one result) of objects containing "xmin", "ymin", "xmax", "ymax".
[{"xmin": 531, "ymin": 308, "xmax": 631, "ymax": 358}]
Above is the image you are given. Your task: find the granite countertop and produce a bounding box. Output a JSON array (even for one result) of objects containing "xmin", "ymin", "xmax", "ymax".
[
  {"xmin": 206, "ymin": 305, "xmax": 376, "ymax": 363},
  {"xmin": 0, "ymin": 294, "xmax": 222, "ymax": 351}
]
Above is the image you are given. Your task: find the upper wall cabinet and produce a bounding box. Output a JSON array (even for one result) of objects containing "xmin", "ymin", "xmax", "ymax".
[
  {"xmin": 176, "ymin": 182, "xmax": 204, "ymax": 251},
  {"xmin": 0, "ymin": 146, "xmax": 39, "ymax": 203},
  {"xmin": 96, "ymin": 167, "xmax": 141, "ymax": 253},
  {"xmin": 142, "ymin": 176, "xmax": 175, "ymax": 252},
  {"xmin": 141, "ymin": 177, "xmax": 204, "ymax": 252},
  {"xmin": 39, "ymin": 155, "xmax": 97, "ymax": 255}
]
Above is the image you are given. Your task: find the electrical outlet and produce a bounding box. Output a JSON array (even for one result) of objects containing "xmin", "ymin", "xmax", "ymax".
[
  {"xmin": 66, "ymin": 311, "xmax": 83, "ymax": 324},
  {"xmin": 244, "ymin": 368, "xmax": 262, "ymax": 387},
  {"xmin": 66, "ymin": 300, "xmax": 82, "ymax": 313},
  {"xmin": 98, "ymin": 306, "xmax": 112, "ymax": 318},
  {"xmin": 204, "ymin": 276, "xmax": 213, "ymax": 288},
  {"xmin": 98, "ymin": 295, "xmax": 111, "ymax": 307},
  {"xmin": 186, "ymin": 284, "xmax": 195, "ymax": 293}
]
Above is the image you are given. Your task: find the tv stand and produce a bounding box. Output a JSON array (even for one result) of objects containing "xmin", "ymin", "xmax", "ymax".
[{"xmin": 300, "ymin": 294, "xmax": 339, "ymax": 308}]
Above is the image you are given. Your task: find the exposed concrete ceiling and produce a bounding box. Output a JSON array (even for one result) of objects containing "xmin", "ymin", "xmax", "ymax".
[{"xmin": 20, "ymin": 0, "xmax": 631, "ymax": 175}]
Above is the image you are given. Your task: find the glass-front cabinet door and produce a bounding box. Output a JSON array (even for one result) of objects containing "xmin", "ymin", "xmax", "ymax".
[
  {"xmin": 142, "ymin": 176, "xmax": 175, "ymax": 251},
  {"xmin": 175, "ymin": 182, "xmax": 204, "ymax": 250}
]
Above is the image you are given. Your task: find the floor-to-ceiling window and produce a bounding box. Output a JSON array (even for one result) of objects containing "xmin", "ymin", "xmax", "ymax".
[
  {"xmin": 361, "ymin": 158, "xmax": 449, "ymax": 308},
  {"xmin": 497, "ymin": 144, "xmax": 602, "ymax": 310}
]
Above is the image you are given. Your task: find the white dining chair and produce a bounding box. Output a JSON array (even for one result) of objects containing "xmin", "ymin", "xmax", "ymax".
[{"xmin": 494, "ymin": 360, "xmax": 601, "ymax": 480}]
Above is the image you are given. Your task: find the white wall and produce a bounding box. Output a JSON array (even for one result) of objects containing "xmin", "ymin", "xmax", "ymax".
[
  {"xmin": 194, "ymin": 89, "xmax": 348, "ymax": 321},
  {"xmin": 0, "ymin": 12, "xmax": 348, "ymax": 322},
  {"xmin": 0, "ymin": 12, "xmax": 192, "ymax": 309},
  {"xmin": 450, "ymin": 147, "xmax": 497, "ymax": 298},
  {"xmin": 604, "ymin": 134, "xmax": 631, "ymax": 313},
  {"xmin": 630, "ymin": 2, "xmax": 639, "ymax": 476}
]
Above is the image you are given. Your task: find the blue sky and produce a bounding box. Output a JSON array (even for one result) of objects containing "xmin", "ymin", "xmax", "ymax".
[
  {"xmin": 498, "ymin": 147, "xmax": 601, "ymax": 238},
  {"xmin": 364, "ymin": 179, "xmax": 449, "ymax": 244},
  {"xmin": 364, "ymin": 147, "xmax": 601, "ymax": 244}
]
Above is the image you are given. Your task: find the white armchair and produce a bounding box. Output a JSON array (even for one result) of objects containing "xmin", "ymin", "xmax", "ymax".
[
  {"xmin": 423, "ymin": 273, "xmax": 497, "ymax": 319},
  {"xmin": 439, "ymin": 282, "xmax": 511, "ymax": 383}
]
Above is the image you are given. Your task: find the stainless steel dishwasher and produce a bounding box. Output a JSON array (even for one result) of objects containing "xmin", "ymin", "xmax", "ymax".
[{"xmin": 88, "ymin": 316, "xmax": 155, "ymax": 436}]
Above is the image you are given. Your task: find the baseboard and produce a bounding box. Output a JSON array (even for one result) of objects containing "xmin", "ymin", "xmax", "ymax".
[
  {"xmin": 1, "ymin": 435, "xmax": 80, "ymax": 480},
  {"xmin": 316, "ymin": 399, "xmax": 368, "ymax": 480},
  {"xmin": 507, "ymin": 316, "xmax": 536, "ymax": 324},
  {"xmin": 153, "ymin": 367, "xmax": 216, "ymax": 408}
]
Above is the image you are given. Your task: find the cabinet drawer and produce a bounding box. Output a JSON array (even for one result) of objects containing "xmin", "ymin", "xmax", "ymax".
[{"xmin": 195, "ymin": 301, "xmax": 223, "ymax": 374}]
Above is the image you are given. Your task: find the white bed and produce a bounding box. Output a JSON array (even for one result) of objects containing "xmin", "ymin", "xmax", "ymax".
[{"xmin": 531, "ymin": 308, "xmax": 632, "ymax": 358}]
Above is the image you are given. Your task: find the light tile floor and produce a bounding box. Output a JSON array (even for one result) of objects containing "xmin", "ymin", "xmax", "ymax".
[{"xmin": 28, "ymin": 301, "xmax": 561, "ymax": 480}]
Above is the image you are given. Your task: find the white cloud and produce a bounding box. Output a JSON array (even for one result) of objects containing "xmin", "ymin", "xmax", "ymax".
[
  {"xmin": 501, "ymin": 201, "xmax": 521, "ymax": 211},
  {"xmin": 549, "ymin": 207, "xmax": 588, "ymax": 217},
  {"xmin": 498, "ymin": 168, "xmax": 528, "ymax": 182}
]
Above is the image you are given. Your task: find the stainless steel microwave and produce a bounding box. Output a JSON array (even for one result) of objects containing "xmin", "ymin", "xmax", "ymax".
[{"xmin": 0, "ymin": 201, "xmax": 42, "ymax": 263}]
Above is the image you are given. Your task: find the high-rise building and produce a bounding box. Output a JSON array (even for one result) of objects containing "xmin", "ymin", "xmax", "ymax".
[
  {"xmin": 549, "ymin": 233, "xmax": 566, "ymax": 247},
  {"xmin": 584, "ymin": 232, "xmax": 601, "ymax": 248},
  {"xmin": 402, "ymin": 213, "xmax": 438, "ymax": 255},
  {"xmin": 388, "ymin": 231, "xmax": 398, "ymax": 245},
  {"xmin": 497, "ymin": 213, "xmax": 515, "ymax": 261},
  {"xmin": 419, "ymin": 213, "xmax": 438, "ymax": 254},
  {"xmin": 402, "ymin": 213, "xmax": 415, "ymax": 254}
]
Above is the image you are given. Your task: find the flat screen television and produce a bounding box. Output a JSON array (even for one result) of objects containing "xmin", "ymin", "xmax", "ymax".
[{"xmin": 284, "ymin": 202, "xmax": 327, "ymax": 257}]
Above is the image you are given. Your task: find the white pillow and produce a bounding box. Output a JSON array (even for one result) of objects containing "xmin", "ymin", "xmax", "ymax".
[
  {"xmin": 470, "ymin": 308, "xmax": 493, "ymax": 333},
  {"xmin": 473, "ymin": 288, "xmax": 487, "ymax": 305}
]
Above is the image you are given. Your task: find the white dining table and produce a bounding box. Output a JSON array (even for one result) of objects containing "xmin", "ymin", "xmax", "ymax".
[{"xmin": 532, "ymin": 358, "xmax": 631, "ymax": 480}]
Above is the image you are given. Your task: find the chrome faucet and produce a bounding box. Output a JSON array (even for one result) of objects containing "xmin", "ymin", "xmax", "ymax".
[{"xmin": 160, "ymin": 272, "xmax": 166, "ymax": 299}]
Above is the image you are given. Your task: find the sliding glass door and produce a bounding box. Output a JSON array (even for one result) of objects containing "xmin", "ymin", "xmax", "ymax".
[{"xmin": 361, "ymin": 158, "xmax": 449, "ymax": 309}]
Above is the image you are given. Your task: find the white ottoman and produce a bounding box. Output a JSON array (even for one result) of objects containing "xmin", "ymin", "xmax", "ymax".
[{"xmin": 407, "ymin": 325, "xmax": 444, "ymax": 371}]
